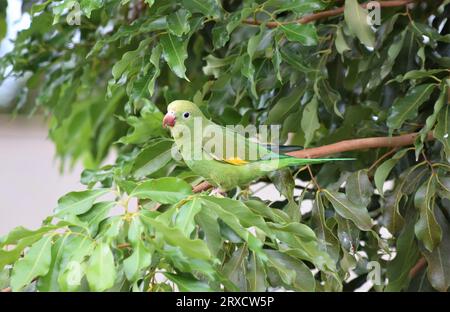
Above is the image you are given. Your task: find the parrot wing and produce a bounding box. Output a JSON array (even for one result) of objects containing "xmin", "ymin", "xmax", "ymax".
[
  {"xmin": 200, "ymin": 122, "xmax": 354, "ymax": 167},
  {"xmin": 201, "ymin": 123, "xmax": 276, "ymax": 165}
]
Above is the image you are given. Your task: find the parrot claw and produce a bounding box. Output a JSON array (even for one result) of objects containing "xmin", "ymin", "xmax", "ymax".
[{"xmin": 210, "ymin": 188, "xmax": 226, "ymax": 197}]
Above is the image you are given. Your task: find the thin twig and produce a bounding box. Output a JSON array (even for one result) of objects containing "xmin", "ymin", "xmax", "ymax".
[
  {"xmin": 307, "ymin": 165, "xmax": 321, "ymax": 190},
  {"xmin": 368, "ymin": 147, "xmax": 399, "ymax": 172}
]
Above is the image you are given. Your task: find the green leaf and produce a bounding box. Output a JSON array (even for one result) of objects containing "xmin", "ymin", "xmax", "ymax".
[
  {"xmin": 140, "ymin": 214, "xmax": 211, "ymax": 260},
  {"xmin": 131, "ymin": 177, "xmax": 193, "ymax": 204},
  {"xmin": 57, "ymin": 235, "xmax": 94, "ymax": 291},
  {"xmin": 374, "ymin": 148, "xmax": 410, "ymax": 195},
  {"xmin": 335, "ymin": 26, "xmax": 351, "ymax": 56},
  {"xmin": 416, "ymin": 83, "xmax": 448, "ymax": 157},
  {"xmin": 119, "ymin": 110, "xmax": 166, "ymax": 145},
  {"xmin": 148, "ymin": 45, "xmax": 162, "ymax": 96},
  {"xmin": 264, "ymin": 250, "xmax": 315, "ymax": 291},
  {"xmin": 123, "ymin": 241, "xmax": 152, "ymax": 282},
  {"xmin": 387, "ymin": 84, "xmax": 436, "ymax": 134},
  {"xmin": 112, "ymin": 38, "xmax": 151, "ymax": 81},
  {"xmin": 247, "ymin": 26, "xmax": 264, "ymax": 59},
  {"xmin": 204, "ymin": 197, "xmax": 271, "ymax": 233},
  {"xmin": 79, "ymin": 0, "xmax": 103, "ymax": 18},
  {"xmin": 58, "ymin": 260, "xmax": 83, "ymax": 292},
  {"xmin": 301, "ymin": 96, "xmax": 320, "ymax": 147},
  {"xmin": 272, "ymin": 42, "xmax": 282, "ymax": 82},
  {"xmin": 247, "ymin": 252, "xmax": 267, "ymax": 291},
  {"xmin": 346, "ymin": 170, "xmax": 373, "ymax": 207},
  {"xmin": 344, "ymin": 0, "xmax": 375, "ymax": 48},
  {"xmin": 0, "ymin": 233, "xmax": 46, "ymax": 272},
  {"xmin": 54, "ymin": 189, "xmax": 109, "ymax": 217},
  {"xmin": 385, "ymin": 218, "xmax": 420, "ymax": 291},
  {"xmin": 0, "ymin": 267, "xmax": 9, "ymax": 289},
  {"xmin": 212, "ymin": 24, "xmax": 229, "ymax": 49},
  {"xmin": 265, "ymin": 0, "xmax": 325, "ymax": 14},
  {"xmin": 366, "ymin": 29, "xmax": 407, "ymax": 90},
  {"xmin": 37, "ymin": 234, "xmax": 71, "ymax": 291},
  {"xmin": 414, "ymin": 176, "xmax": 442, "ymax": 252},
  {"xmin": 11, "ymin": 235, "xmax": 53, "ymax": 291},
  {"xmin": 86, "ymin": 242, "xmax": 116, "ymax": 292},
  {"xmin": 434, "ymin": 85, "xmax": 450, "ymax": 162},
  {"xmin": 314, "ymin": 77, "xmax": 343, "ymax": 118},
  {"xmin": 160, "ymin": 33, "xmax": 189, "ymax": 80},
  {"xmin": 311, "ymin": 193, "xmax": 340, "ymax": 262},
  {"xmin": 391, "ymin": 69, "xmax": 448, "ymax": 83},
  {"xmin": 0, "ymin": 225, "xmax": 57, "ymax": 247},
  {"xmin": 279, "ymin": 46, "xmax": 315, "ymax": 73},
  {"xmin": 202, "ymin": 54, "xmax": 235, "ymax": 78},
  {"xmin": 279, "ymin": 24, "xmax": 318, "ymax": 46},
  {"xmin": 422, "ymin": 207, "xmax": 450, "ymax": 292},
  {"xmin": 266, "ymin": 86, "xmax": 306, "ymax": 125},
  {"xmin": 132, "ymin": 140, "xmax": 174, "ymax": 178},
  {"xmin": 182, "ymin": 0, "xmax": 219, "ymax": 17},
  {"xmin": 0, "ymin": 15, "xmax": 6, "ymax": 42},
  {"xmin": 240, "ymin": 55, "xmax": 257, "ymax": 98},
  {"xmin": 323, "ymin": 190, "xmax": 372, "ymax": 231},
  {"xmin": 200, "ymin": 198, "xmax": 265, "ymax": 257},
  {"xmin": 175, "ymin": 198, "xmax": 202, "ymax": 236},
  {"xmin": 195, "ymin": 209, "xmax": 223, "ymax": 257},
  {"xmin": 222, "ymin": 245, "xmax": 249, "ymax": 291},
  {"xmin": 164, "ymin": 273, "xmax": 212, "ymax": 291},
  {"xmin": 78, "ymin": 201, "xmax": 116, "ymax": 235},
  {"xmin": 268, "ymin": 222, "xmax": 335, "ymax": 272},
  {"xmin": 167, "ymin": 9, "xmax": 191, "ymax": 37}
]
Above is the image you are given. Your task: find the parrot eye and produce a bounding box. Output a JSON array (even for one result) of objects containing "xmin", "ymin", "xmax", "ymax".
[{"xmin": 183, "ymin": 112, "xmax": 190, "ymax": 119}]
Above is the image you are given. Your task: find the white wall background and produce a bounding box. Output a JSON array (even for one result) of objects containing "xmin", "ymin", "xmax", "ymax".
[{"xmin": 0, "ymin": 115, "xmax": 84, "ymax": 234}]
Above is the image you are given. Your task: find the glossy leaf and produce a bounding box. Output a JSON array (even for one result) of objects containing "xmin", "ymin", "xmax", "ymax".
[
  {"xmin": 387, "ymin": 84, "xmax": 436, "ymax": 134},
  {"xmin": 160, "ymin": 33, "xmax": 189, "ymax": 80},
  {"xmin": 11, "ymin": 236, "xmax": 53, "ymax": 291},
  {"xmin": 301, "ymin": 96, "xmax": 320, "ymax": 147},
  {"xmin": 323, "ymin": 190, "xmax": 372, "ymax": 231},
  {"xmin": 422, "ymin": 207, "xmax": 450, "ymax": 292},
  {"xmin": 279, "ymin": 24, "xmax": 318, "ymax": 46},
  {"xmin": 167, "ymin": 9, "xmax": 191, "ymax": 37},
  {"xmin": 346, "ymin": 170, "xmax": 373, "ymax": 207},
  {"xmin": 86, "ymin": 242, "xmax": 116, "ymax": 292},
  {"xmin": 414, "ymin": 176, "xmax": 442, "ymax": 252},
  {"xmin": 55, "ymin": 189, "xmax": 109, "ymax": 217},
  {"xmin": 131, "ymin": 177, "xmax": 193, "ymax": 204},
  {"xmin": 344, "ymin": 0, "xmax": 375, "ymax": 47},
  {"xmin": 264, "ymin": 250, "xmax": 315, "ymax": 291}
]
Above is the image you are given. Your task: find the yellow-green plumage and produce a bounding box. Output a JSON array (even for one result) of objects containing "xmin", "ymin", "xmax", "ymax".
[{"xmin": 163, "ymin": 100, "xmax": 351, "ymax": 191}]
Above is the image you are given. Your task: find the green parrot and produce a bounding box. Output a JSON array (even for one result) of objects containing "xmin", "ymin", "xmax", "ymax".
[{"xmin": 163, "ymin": 100, "xmax": 351, "ymax": 192}]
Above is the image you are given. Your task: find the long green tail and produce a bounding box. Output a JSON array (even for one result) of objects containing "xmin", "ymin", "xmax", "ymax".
[{"xmin": 258, "ymin": 155, "xmax": 354, "ymax": 171}]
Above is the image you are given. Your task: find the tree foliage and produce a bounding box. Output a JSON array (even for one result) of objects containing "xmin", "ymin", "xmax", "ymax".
[{"xmin": 1, "ymin": 0, "xmax": 450, "ymax": 292}]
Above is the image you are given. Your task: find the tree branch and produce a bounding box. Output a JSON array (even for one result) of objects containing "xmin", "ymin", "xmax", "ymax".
[
  {"xmin": 286, "ymin": 131, "xmax": 433, "ymax": 158},
  {"xmin": 192, "ymin": 131, "xmax": 435, "ymax": 193},
  {"xmin": 243, "ymin": 0, "xmax": 415, "ymax": 28},
  {"xmin": 409, "ymin": 257, "xmax": 427, "ymax": 279}
]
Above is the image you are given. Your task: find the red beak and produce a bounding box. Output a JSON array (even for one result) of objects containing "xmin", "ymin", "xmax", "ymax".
[{"xmin": 163, "ymin": 113, "xmax": 176, "ymax": 128}]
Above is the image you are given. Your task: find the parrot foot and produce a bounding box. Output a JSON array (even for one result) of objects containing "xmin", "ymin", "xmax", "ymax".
[
  {"xmin": 210, "ymin": 188, "xmax": 227, "ymax": 197},
  {"xmin": 238, "ymin": 188, "xmax": 251, "ymax": 200}
]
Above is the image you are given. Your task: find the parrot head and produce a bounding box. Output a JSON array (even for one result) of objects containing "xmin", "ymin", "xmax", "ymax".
[{"xmin": 163, "ymin": 100, "xmax": 204, "ymax": 129}]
